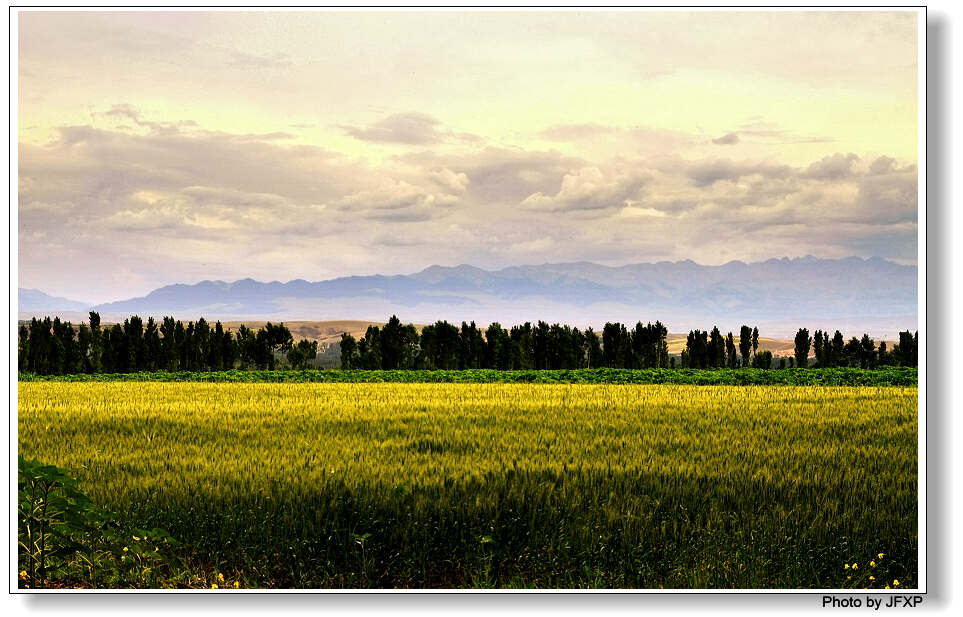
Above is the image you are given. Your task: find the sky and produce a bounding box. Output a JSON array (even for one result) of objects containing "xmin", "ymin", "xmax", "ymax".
[{"xmin": 17, "ymin": 10, "xmax": 920, "ymax": 303}]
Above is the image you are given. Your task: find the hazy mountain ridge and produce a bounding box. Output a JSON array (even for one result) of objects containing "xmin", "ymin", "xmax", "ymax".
[
  {"xmin": 19, "ymin": 256, "xmax": 917, "ymax": 338},
  {"xmin": 18, "ymin": 288, "xmax": 90, "ymax": 312}
]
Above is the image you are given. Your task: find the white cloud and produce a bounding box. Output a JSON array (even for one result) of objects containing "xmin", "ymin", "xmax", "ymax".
[{"xmin": 520, "ymin": 166, "xmax": 652, "ymax": 215}]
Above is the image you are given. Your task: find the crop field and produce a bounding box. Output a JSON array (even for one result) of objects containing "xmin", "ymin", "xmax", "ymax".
[{"xmin": 18, "ymin": 382, "xmax": 918, "ymax": 589}]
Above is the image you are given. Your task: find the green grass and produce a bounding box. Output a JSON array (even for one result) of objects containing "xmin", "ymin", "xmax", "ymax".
[
  {"xmin": 19, "ymin": 382, "xmax": 918, "ymax": 589},
  {"xmin": 19, "ymin": 366, "xmax": 917, "ymax": 386}
]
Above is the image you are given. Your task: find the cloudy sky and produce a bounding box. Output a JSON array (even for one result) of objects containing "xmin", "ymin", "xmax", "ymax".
[{"xmin": 18, "ymin": 10, "xmax": 919, "ymax": 302}]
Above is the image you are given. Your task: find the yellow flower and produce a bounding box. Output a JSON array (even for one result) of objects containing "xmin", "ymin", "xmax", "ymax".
[
  {"xmin": 869, "ymin": 576, "xmax": 875, "ymax": 581},
  {"xmin": 885, "ymin": 585, "xmax": 891, "ymax": 589},
  {"xmin": 122, "ymin": 546, "xmax": 129, "ymax": 552},
  {"xmin": 217, "ymin": 573, "xmax": 224, "ymax": 583},
  {"xmin": 878, "ymin": 553, "xmax": 885, "ymax": 559},
  {"xmin": 870, "ymin": 560, "xmax": 876, "ymax": 567},
  {"xmin": 19, "ymin": 570, "xmax": 26, "ymax": 578},
  {"xmin": 893, "ymin": 579, "xmax": 899, "ymax": 587},
  {"xmin": 211, "ymin": 583, "xmax": 218, "ymax": 589},
  {"xmin": 233, "ymin": 581, "xmax": 240, "ymax": 588},
  {"xmin": 852, "ymin": 563, "xmax": 858, "ymax": 570},
  {"xmin": 844, "ymin": 563, "xmax": 850, "ymax": 569}
]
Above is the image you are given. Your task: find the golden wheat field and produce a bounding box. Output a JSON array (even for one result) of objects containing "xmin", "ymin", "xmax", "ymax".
[{"xmin": 18, "ymin": 382, "xmax": 918, "ymax": 588}]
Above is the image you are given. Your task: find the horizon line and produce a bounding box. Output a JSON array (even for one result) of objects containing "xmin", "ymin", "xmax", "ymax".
[{"xmin": 20, "ymin": 254, "xmax": 916, "ymax": 305}]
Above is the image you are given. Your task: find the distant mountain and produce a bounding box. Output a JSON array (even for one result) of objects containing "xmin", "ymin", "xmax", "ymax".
[
  {"xmin": 18, "ymin": 288, "xmax": 90, "ymax": 313},
  {"xmin": 81, "ymin": 256, "xmax": 917, "ymax": 338}
]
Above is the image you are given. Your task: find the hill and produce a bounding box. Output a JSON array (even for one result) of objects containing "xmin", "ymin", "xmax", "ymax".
[{"xmin": 20, "ymin": 256, "xmax": 917, "ymax": 339}]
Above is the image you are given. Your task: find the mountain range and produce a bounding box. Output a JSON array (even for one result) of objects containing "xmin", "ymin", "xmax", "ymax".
[{"xmin": 18, "ymin": 256, "xmax": 918, "ymax": 339}]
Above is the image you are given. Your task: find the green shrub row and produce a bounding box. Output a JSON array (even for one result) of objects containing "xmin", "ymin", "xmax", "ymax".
[{"xmin": 19, "ymin": 366, "xmax": 917, "ymax": 386}]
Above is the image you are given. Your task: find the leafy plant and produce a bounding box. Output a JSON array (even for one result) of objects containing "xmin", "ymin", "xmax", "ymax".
[{"xmin": 18, "ymin": 457, "xmax": 179, "ymax": 588}]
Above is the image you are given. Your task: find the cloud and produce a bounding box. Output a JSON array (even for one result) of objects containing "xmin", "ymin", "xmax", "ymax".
[
  {"xmin": 502, "ymin": 235, "xmax": 556, "ymax": 255},
  {"xmin": 17, "ymin": 116, "xmax": 386, "ymax": 284},
  {"xmin": 737, "ymin": 120, "xmax": 787, "ymax": 138},
  {"xmin": 397, "ymin": 146, "xmax": 584, "ymax": 204},
  {"xmin": 520, "ymin": 166, "xmax": 651, "ymax": 215},
  {"xmin": 98, "ymin": 103, "xmax": 198, "ymax": 136},
  {"xmin": 426, "ymin": 167, "xmax": 470, "ymax": 194},
  {"xmin": 712, "ymin": 132, "xmax": 740, "ymax": 145},
  {"xmin": 19, "ymin": 112, "xmax": 919, "ymax": 301},
  {"xmin": 869, "ymin": 155, "xmax": 897, "ymax": 175},
  {"xmin": 854, "ymin": 168, "xmax": 917, "ymax": 224},
  {"xmin": 619, "ymin": 205, "xmax": 667, "ymax": 218},
  {"xmin": 685, "ymin": 159, "xmax": 793, "ymax": 186},
  {"xmin": 802, "ymin": 152, "xmax": 861, "ymax": 180},
  {"xmin": 24, "ymin": 122, "xmax": 357, "ymax": 205},
  {"xmin": 103, "ymin": 202, "xmax": 238, "ymax": 233},
  {"xmin": 195, "ymin": 130, "xmax": 296, "ymax": 142},
  {"xmin": 340, "ymin": 112, "xmax": 480, "ymax": 146},
  {"xmin": 334, "ymin": 180, "xmax": 461, "ymax": 222},
  {"xmin": 729, "ymin": 120, "xmax": 835, "ymax": 145}
]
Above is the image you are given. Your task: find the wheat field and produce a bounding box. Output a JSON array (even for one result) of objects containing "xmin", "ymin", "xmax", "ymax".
[{"xmin": 18, "ymin": 382, "xmax": 918, "ymax": 588}]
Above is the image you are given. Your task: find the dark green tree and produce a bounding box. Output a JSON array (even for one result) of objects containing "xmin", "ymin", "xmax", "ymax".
[
  {"xmin": 892, "ymin": 330, "xmax": 918, "ymax": 367},
  {"xmin": 860, "ymin": 334, "xmax": 877, "ymax": 369},
  {"xmin": 683, "ymin": 330, "xmax": 709, "ymax": 368},
  {"xmin": 287, "ymin": 339, "xmax": 319, "ymax": 369},
  {"xmin": 261, "ymin": 322, "xmax": 293, "ymax": 370},
  {"xmin": 602, "ymin": 322, "xmax": 630, "ymax": 368},
  {"xmin": 459, "ymin": 321, "xmax": 486, "ymax": 369},
  {"xmin": 484, "ymin": 323, "xmax": 513, "ymax": 370},
  {"xmin": 18, "ymin": 324, "xmax": 30, "ymax": 372},
  {"xmin": 159, "ymin": 317, "xmax": 178, "ymax": 371},
  {"xmin": 831, "ymin": 330, "xmax": 845, "ymax": 367},
  {"xmin": 77, "ymin": 323, "xmax": 92, "ymax": 372},
  {"xmin": 842, "ymin": 337, "xmax": 862, "ymax": 367},
  {"xmin": 739, "ymin": 325, "xmax": 752, "ymax": 367},
  {"xmin": 221, "ymin": 327, "xmax": 237, "ymax": 370},
  {"xmin": 193, "ymin": 318, "xmax": 211, "ymax": 371},
  {"xmin": 708, "ymin": 326, "xmax": 726, "ymax": 368},
  {"xmin": 584, "ymin": 328, "xmax": 602, "ymax": 368},
  {"xmin": 339, "ymin": 333, "xmax": 358, "ymax": 369},
  {"xmin": 108, "ymin": 323, "xmax": 126, "ymax": 373},
  {"xmin": 725, "ymin": 332, "xmax": 738, "ymax": 368},
  {"xmin": 812, "ymin": 330, "xmax": 824, "ymax": 366},
  {"xmin": 358, "ymin": 326, "xmax": 382, "ymax": 370},
  {"xmin": 878, "ymin": 340, "xmax": 890, "ymax": 366},
  {"xmin": 751, "ymin": 349, "xmax": 773, "ymax": 369},
  {"xmin": 144, "ymin": 318, "xmax": 160, "ymax": 372},
  {"xmin": 87, "ymin": 312, "xmax": 103, "ymax": 373},
  {"xmin": 235, "ymin": 324, "xmax": 256, "ymax": 369},
  {"xmin": 420, "ymin": 321, "xmax": 461, "ymax": 369},
  {"xmin": 794, "ymin": 328, "xmax": 812, "ymax": 368}
]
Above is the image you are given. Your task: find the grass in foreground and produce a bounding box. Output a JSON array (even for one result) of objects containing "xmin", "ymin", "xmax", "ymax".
[{"xmin": 18, "ymin": 382, "xmax": 917, "ymax": 589}]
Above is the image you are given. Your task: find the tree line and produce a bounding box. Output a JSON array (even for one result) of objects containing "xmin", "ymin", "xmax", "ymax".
[
  {"xmin": 793, "ymin": 328, "xmax": 918, "ymax": 368},
  {"xmin": 18, "ymin": 312, "xmax": 919, "ymax": 376},
  {"xmin": 17, "ymin": 313, "xmax": 320, "ymax": 376},
  {"xmin": 680, "ymin": 325, "xmax": 918, "ymax": 369},
  {"xmin": 339, "ymin": 317, "xmax": 670, "ymax": 370}
]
